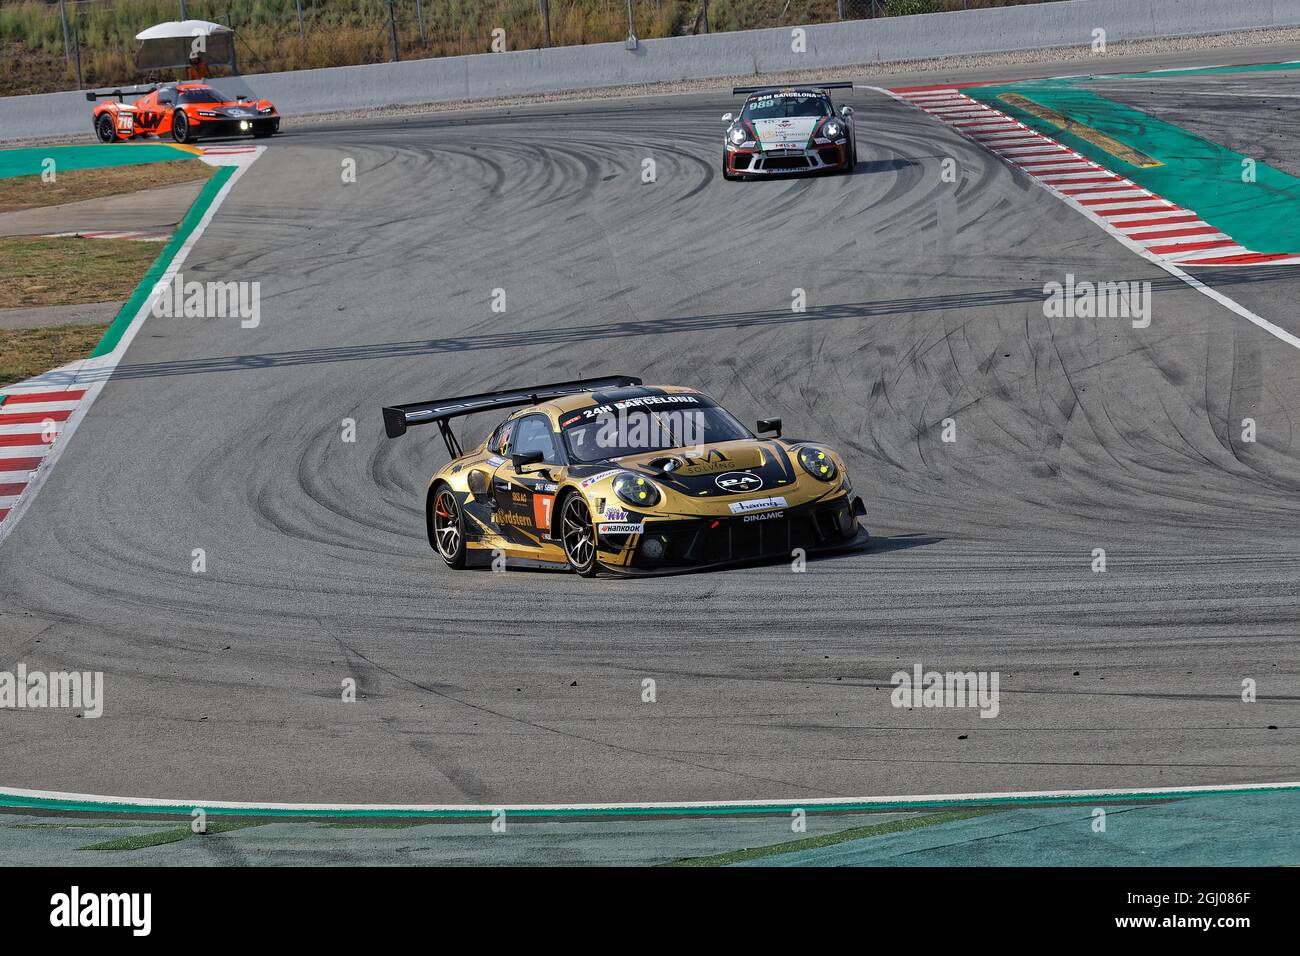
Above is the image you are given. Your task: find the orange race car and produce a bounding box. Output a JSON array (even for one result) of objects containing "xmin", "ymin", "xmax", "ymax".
[{"xmin": 87, "ymin": 82, "xmax": 280, "ymax": 144}]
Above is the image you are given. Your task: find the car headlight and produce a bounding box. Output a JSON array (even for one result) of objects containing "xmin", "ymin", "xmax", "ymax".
[
  {"xmin": 198, "ymin": 110, "xmax": 218, "ymax": 117},
  {"xmin": 797, "ymin": 447, "xmax": 838, "ymax": 481},
  {"xmin": 728, "ymin": 126, "xmax": 747, "ymax": 145},
  {"xmin": 823, "ymin": 121, "xmax": 843, "ymax": 140},
  {"xmin": 612, "ymin": 471, "xmax": 661, "ymax": 508},
  {"xmin": 259, "ymin": 107, "xmax": 273, "ymax": 114}
]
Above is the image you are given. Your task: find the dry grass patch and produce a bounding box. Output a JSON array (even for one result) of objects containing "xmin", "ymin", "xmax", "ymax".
[
  {"xmin": 0, "ymin": 235, "xmax": 163, "ymax": 308},
  {"xmin": 0, "ymin": 323, "xmax": 109, "ymax": 388},
  {"xmin": 0, "ymin": 159, "xmax": 213, "ymax": 214}
]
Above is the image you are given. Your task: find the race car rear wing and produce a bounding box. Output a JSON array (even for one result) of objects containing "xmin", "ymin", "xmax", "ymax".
[
  {"xmin": 382, "ymin": 375, "xmax": 643, "ymax": 456},
  {"xmin": 85, "ymin": 87, "xmax": 156, "ymax": 102},
  {"xmin": 732, "ymin": 82, "xmax": 854, "ymax": 95}
]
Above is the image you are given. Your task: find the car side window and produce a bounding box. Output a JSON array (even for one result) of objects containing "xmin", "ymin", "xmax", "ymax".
[
  {"xmin": 157, "ymin": 92, "xmax": 174, "ymax": 106},
  {"xmin": 511, "ymin": 415, "xmax": 561, "ymax": 465}
]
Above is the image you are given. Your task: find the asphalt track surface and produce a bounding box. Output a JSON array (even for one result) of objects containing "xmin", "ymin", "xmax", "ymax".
[{"xmin": 1, "ymin": 48, "xmax": 1298, "ymax": 806}]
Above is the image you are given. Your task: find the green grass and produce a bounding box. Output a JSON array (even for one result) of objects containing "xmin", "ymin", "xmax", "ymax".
[
  {"xmin": 79, "ymin": 827, "xmax": 193, "ymax": 851},
  {"xmin": 664, "ymin": 808, "xmax": 997, "ymax": 866},
  {"xmin": 79, "ymin": 819, "xmax": 264, "ymax": 851}
]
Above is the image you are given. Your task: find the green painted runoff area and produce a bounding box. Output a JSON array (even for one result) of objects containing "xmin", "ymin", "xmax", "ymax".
[
  {"xmin": 963, "ymin": 77, "xmax": 1300, "ymax": 253},
  {"xmin": 0, "ymin": 144, "xmax": 192, "ymax": 180},
  {"xmin": 735, "ymin": 788, "xmax": 1300, "ymax": 866}
]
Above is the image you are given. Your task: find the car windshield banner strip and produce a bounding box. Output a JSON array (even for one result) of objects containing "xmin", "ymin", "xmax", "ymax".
[{"xmin": 560, "ymin": 392, "xmax": 706, "ymax": 428}]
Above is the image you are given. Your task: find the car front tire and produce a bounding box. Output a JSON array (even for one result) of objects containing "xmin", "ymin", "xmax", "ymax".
[
  {"xmin": 171, "ymin": 110, "xmax": 194, "ymax": 144},
  {"xmin": 559, "ymin": 493, "xmax": 600, "ymax": 577}
]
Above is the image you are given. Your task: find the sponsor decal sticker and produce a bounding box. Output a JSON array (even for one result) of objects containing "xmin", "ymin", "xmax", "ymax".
[
  {"xmin": 715, "ymin": 471, "xmax": 764, "ymax": 494},
  {"xmin": 532, "ymin": 494, "xmax": 554, "ymax": 531},
  {"xmin": 603, "ymin": 507, "xmax": 629, "ymax": 521},
  {"xmin": 676, "ymin": 449, "xmax": 732, "ymax": 474},
  {"xmin": 486, "ymin": 455, "xmax": 505, "ymax": 467},
  {"xmin": 580, "ymin": 469, "xmax": 619, "ymax": 488},
  {"xmin": 495, "ymin": 510, "xmax": 532, "ymax": 528},
  {"xmin": 729, "ymin": 495, "xmax": 787, "ymax": 515},
  {"xmin": 598, "ymin": 522, "xmax": 644, "ymax": 535},
  {"xmin": 742, "ymin": 509, "xmax": 785, "ymax": 522}
]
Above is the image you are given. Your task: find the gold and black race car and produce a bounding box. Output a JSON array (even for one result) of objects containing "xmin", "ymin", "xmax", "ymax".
[{"xmin": 382, "ymin": 376, "xmax": 867, "ymax": 576}]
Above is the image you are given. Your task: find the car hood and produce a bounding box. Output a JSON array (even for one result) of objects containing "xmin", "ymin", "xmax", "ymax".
[
  {"xmin": 614, "ymin": 439, "xmax": 799, "ymax": 499},
  {"xmin": 750, "ymin": 116, "xmax": 821, "ymax": 150}
]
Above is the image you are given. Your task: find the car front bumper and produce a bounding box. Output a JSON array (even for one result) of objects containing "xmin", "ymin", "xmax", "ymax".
[
  {"xmin": 194, "ymin": 116, "xmax": 279, "ymax": 137},
  {"xmin": 596, "ymin": 493, "xmax": 868, "ymax": 574},
  {"xmin": 727, "ymin": 143, "xmax": 849, "ymax": 176}
]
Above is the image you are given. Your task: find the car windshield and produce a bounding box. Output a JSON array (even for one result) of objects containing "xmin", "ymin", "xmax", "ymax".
[
  {"xmin": 177, "ymin": 88, "xmax": 228, "ymax": 104},
  {"xmin": 741, "ymin": 93, "xmax": 831, "ymax": 120},
  {"xmin": 560, "ymin": 398, "xmax": 751, "ymax": 463}
]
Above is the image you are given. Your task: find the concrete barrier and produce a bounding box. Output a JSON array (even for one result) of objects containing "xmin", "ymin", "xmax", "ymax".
[{"xmin": 6, "ymin": 0, "xmax": 1300, "ymax": 141}]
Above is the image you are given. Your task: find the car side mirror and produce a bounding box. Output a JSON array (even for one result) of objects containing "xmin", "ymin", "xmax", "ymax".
[
  {"xmin": 511, "ymin": 450, "xmax": 545, "ymax": 471},
  {"xmin": 721, "ymin": 112, "xmax": 733, "ymax": 124},
  {"xmin": 840, "ymin": 105, "xmax": 853, "ymax": 117},
  {"xmin": 757, "ymin": 417, "xmax": 782, "ymax": 437}
]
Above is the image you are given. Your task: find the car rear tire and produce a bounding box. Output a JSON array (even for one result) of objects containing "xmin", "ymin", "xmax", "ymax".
[
  {"xmin": 95, "ymin": 114, "xmax": 117, "ymax": 143},
  {"xmin": 171, "ymin": 110, "xmax": 194, "ymax": 144},
  {"xmin": 430, "ymin": 486, "xmax": 467, "ymax": 569},
  {"xmin": 559, "ymin": 493, "xmax": 599, "ymax": 577}
]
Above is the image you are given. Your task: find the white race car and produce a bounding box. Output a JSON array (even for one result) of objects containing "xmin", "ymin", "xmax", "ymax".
[{"xmin": 722, "ymin": 82, "xmax": 856, "ymax": 180}]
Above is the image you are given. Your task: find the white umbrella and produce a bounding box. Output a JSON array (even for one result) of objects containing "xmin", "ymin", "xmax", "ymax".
[
  {"xmin": 133, "ymin": 20, "xmax": 236, "ymax": 72},
  {"xmin": 134, "ymin": 20, "xmax": 232, "ymax": 42}
]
